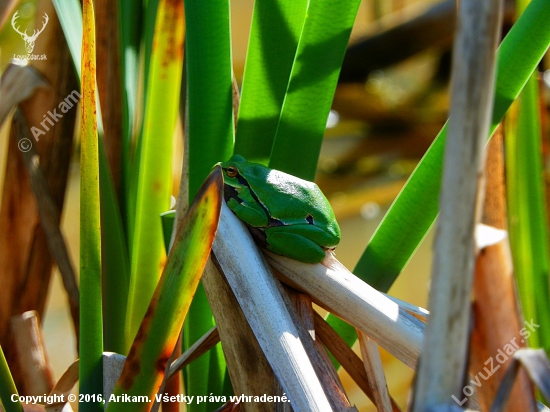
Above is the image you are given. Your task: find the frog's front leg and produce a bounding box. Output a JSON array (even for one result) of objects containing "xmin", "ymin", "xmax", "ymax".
[
  {"xmin": 264, "ymin": 224, "xmax": 336, "ymax": 263},
  {"xmin": 226, "ymin": 197, "xmax": 268, "ymax": 227}
]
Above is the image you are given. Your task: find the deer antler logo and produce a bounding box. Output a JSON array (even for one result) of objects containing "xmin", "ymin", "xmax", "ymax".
[{"xmin": 11, "ymin": 11, "xmax": 49, "ymax": 54}]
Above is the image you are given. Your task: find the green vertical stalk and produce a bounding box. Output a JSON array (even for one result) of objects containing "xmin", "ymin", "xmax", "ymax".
[
  {"xmin": 126, "ymin": 0, "xmax": 185, "ymax": 343},
  {"xmin": 184, "ymin": 0, "xmax": 234, "ymax": 409},
  {"xmin": 505, "ymin": 0, "xmax": 550, "ymax": 355},
  {"xmin": 80, "ymin": 1, "xmax": 103, "ymax": 411},
  {"xmin": 125, "ymin": 0, "xmax": 160, "ymax": 244},
  {"xmin": 141, "ymin": 0, "xmax": 160, "ymax": 111},
  {"xmin": 53, "ymin": 0, "xmax": 130, "ymax": 356},
  {"xmin": 100, "ymin": 136, "xmax": 131, "ymax": 354},
  {"xmin": 186, "ymin": 1, "xmax": 234, "ymax": 198},
  {"xmin": 117, "ymin": 0, "xmax": 142, "ymax": 231},
  {"xmin": 506, "ymin": 75, "xmax": 550, "ymax": 351}
]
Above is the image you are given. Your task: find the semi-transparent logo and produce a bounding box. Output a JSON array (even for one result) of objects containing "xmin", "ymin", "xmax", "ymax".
[{"xmin": 11, "ymin": 11, "xmax": 48, "ymax": 60}]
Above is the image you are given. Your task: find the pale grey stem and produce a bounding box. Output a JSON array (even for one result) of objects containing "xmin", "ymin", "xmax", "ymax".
[{"xmin": 411, "ymin": 0, "xmax": 503, "ymax": 410}]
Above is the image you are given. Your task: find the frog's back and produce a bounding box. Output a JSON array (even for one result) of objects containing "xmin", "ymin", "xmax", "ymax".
[{"xmin": 246, "ymin": 164, "xmax": 340, "ymax": 239}]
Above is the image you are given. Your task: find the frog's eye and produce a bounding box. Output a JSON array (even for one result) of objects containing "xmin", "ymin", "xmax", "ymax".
[{"xmin": 226, "ymin": 166, "xmax": 238, "ymax": 177}]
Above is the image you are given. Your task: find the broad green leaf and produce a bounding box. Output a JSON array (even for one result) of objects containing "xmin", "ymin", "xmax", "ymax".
[
  {"xmin": 327, "ymin": 0, "xmax": 550, "ymax": 352},
  {"xmin": 184, "ymin": 0, "xmax": 234, "ymax": 407},
  {"xmin": 100, "ymin": 139, "xmax": 131, "ymax": 355},
  {"xmin": 160, "ymin": 210, "xmax": 231, "ymax": 407},
  {"xmin": 126, "ymin": 0, "xmax": 185, "ymax": 342},
  {"xmin": 186, "ymin": 0, "xmax": 234, "ymax": 199},
  {"xmin": 53, "ymin": 0, "xmax": 131, "ymax": 355},
  {"xmin": 235, "ymin": 0, "xmax": 308, "ymax": 162},
  {"xmin": 117, "ymin": 0, "xmax": 143, "ymax": 230},
  {"xmin": 106, "ymin": 168, "xmax": 223, "ymax": 412},
  {"xmin": 0, "ymin": 346, "xmax": 22, "ymax": 412},
  {"xmin": 141, "ymin": 0, "xmax": 160, "ymax": 112},
  {"xmin": 79, "ymin": 1, "xmax": 103, "ymax": 411},
  {"xmin": 268, "ymin": 0, "xmax": 362, "ymax": 180},
  {"xmin": 125, "ymin": 0, "xmax": 160, "ymax": 245},
  {"xmin": 506, "ymin": 75, "xmax": 550, "ymax": 352}
]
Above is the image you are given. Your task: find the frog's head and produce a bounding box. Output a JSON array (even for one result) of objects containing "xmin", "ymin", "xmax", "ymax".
[
  {"xmin": 224, "ymin": 154, "xmax": 247, "ymax": 164},
  {"xmin": 218, "ymin": 154, "xmax": 249, "ymax": 202},
  {"xmin": 219, "ymin": 154, "xmax": 247, "ymax": 181}
]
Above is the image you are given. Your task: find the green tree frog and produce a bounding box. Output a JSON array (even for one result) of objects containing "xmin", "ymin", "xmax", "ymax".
[{"xmin": 219, "ymin": 154, "xmax": 341, "ymax": 263}]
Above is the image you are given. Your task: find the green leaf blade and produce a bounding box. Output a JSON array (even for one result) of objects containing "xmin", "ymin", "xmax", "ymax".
[
  {"xmin": 235, "ymin": 0, "xmax": 308, "ymax": 161},
  {"xmin": 117, "ymin": 0, "xmax": 143, "ymax": 230},
  {"xmin": 506, "ymin": 74, "xmax": 550, "ymax": 352},
  {"xmin": 100, "ymin": 138, "xmax": 131, "ymax": 354},
  {"xmin": 268, "ymin": 0, "xmax": 362, "ymax": 180},
  {"xmin": 79, "ymin": 1, "xmax": 103, "ymax": 411},
  {"xmin": 126, "ymin": 0, "xmax": 185, "ymax": 343},
  {"xmin": 106, "ymin": 168, "xmax": 223, "ymax": 412},
  {"xmin": 0, "ymin": 346, "xmax": 23, "ymax": 412},
  {"xmin": 492, "ymin": 0, "xmax": 550, "ymax": 124},
  {"xmin": 54, "ymin": 0, "xmax": 131, "ymax": 357},
  {"xmin": 53, "ymin": 0, "xmax": 83, "ymax": 78},
  {"xmin": 186, "ymin": 0, "xmax": 234, "ymax": 199},
  {"xmin": 184, "ymin": 0, "xmax": 235, "ymax": 407}
]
